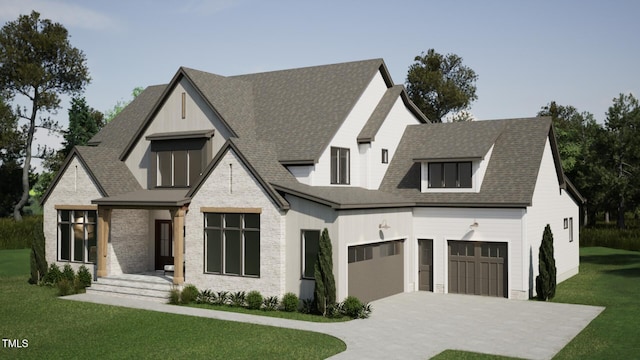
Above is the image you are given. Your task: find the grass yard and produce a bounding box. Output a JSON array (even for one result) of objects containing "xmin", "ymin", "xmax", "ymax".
[
  {"xmin": 0, "ymin": 249, "xmax": 346, "ymax": 359},
  {"xmin": 433, "ymin": 246, "xmax": 640, "ymax": 360}
]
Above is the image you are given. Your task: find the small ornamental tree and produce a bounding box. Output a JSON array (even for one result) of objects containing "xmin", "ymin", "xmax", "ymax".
[
  {"xmin": 314, "ymin": 228, "xmax": 336, "ymax": 316},
  {"xmin": 536, "ymin": 224, "xmax": 557, "ymax": 301}
]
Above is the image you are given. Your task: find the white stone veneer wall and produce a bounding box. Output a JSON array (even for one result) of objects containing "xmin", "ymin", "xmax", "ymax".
[
  {"xmin": 184, "ymin": 149, "xmax": 285, "ymax": 297},
  {"xmin": 108, "ymin": 209, "xmax": 150, "ymax": 275},
  {"xmin": 43, "ymin": 157, "xmax": 102, "ymax": 276}
]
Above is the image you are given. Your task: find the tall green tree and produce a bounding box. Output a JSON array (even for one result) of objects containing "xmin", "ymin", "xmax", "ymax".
[
  {"xmin": 0, "ymin": 11, "xmax": 90, "ymax": 220},
  {"xmin": 536, "ymin": 224, "xmax": 556, "ymax": 301},
  {"xmin": 104, "ymin": 86, "xmax": 143, "ymax": 123},
  {"xmin": 538, "ymin": 102, "xmax": 608, "ymax": 225},
  {"xmin": 406, "ymin": 49, "xmax": 478, "ymax": 122},
  {"xmin": 314, "ymin": 228, "xmax": 336, "ymax": 316},
  {"xmin": 0, "ymin": 96, "xmax": 24, "ymax": 217},
  {"xmin": 604, "ymin": 93, "xmax": 640, "ymax": 229},
  {"xmin": 32, "ymin": 97, "xmax": 104, "ymax": 200}
]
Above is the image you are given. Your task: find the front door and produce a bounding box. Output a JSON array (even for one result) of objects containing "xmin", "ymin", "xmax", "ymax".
[
  {"xmin": 418, "ymin": 239, "xmax": 433, "ymax": 291},
  {"xmin": 155, "ymin": 220, "xmax": 173, "ymax": 270}
]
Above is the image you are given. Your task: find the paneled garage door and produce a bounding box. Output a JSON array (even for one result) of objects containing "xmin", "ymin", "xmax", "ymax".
[
  {"xmin": 348, "ymin": 240, "xmax": 404, "ymax": 303},
  {"xmin": 448, "ymin": 241, "xmax": 507, "ymax": 298}
]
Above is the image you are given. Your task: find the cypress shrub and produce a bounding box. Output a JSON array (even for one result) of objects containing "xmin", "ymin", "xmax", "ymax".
[
  {"xmin": 536, "ymin": 224, "xmax": 557, "ymax": 301},
  {"xmin": 76, "ymin": 265, "xmax": 92, "ymax": 289},
  {"xmin": 62, "ymin": 264, "xmax": 76, "ymax": 283},
  {"xmin": 314, "ymin": 228, "xmax": 336, "ymax": 316}
]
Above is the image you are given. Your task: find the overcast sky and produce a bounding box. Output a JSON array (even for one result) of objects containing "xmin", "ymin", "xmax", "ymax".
[{"xmin": 2, "ymin": 0, "xmax": 639, "ymax": 169}]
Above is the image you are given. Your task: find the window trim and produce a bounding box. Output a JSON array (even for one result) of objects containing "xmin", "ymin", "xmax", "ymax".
[
  {"xmin": 301, "ymin": 229, "xmax": 320, "ymax": 280},
  {"xmin": 57, "ymin": 209, "xmax": 97, "ymax": 264},
  {"xmin": 203, "ymin": 212, "xmax": 260, "ymax": 277},
  {"xmin": 330, "ymin": 147, "xmax": 350, "ymax": 185}
]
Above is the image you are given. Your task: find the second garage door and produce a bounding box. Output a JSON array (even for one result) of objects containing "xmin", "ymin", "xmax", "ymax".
[
  {"xmin": 448, "ymin": 240, "xmax": 507, "ymax": 298},
  {"xmin": 348, "ymin": 240, "xmax": 404, "ymax": 303}
]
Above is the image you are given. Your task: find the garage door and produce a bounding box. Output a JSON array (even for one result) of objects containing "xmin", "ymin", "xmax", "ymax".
[
  {"xmin": 348, "ymin": 240, "xmax": 404, "ymax": 303},
  {"xmin": 448, "ymin": 241, "xmax": 507, "ymax": 298}
]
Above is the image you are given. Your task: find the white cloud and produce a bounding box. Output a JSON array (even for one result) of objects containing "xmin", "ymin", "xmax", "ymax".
[{"xmin": 0, "ymin": 0, "xmax": 118, "ymax": 31}]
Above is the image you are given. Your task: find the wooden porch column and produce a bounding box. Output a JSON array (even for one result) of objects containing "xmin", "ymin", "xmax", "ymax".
[
  {"xmin": 171, "ymin": 208, "xmax": 185, "ymax": 285},
  {"xmin": 97, "ymin": 207, "xmax": 111, "ymax": 277}
]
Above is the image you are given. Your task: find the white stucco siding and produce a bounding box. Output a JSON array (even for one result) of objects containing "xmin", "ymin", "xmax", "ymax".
[
  {"xmin": 368, "ymin": 97, "xmax": 423, "ymax": 189},
  {"xmin": 526, "ymin": 139, "xmax": 580, "ymax": 294},
  {"xmin": 125, "ymin": 78, "xmax": 234, "ymax": 187},
  {"xmin": 43, "ymin": 157, "xmax": 102, "ymax": 275},
  {"xmin": 312, "ymin": 72, "xmax": 389, "ymax": 186},
  {"xmin": 185, "ymin": 149, "xmax": 285, "ymax": 297},
  {"xmin": 412, "ymin": 207, "xmax": 526, "ymax": 298},
  {"xmin": 337, "ymin": 208, "xmax": 414, "ymax": 301},
  {"xmin": 283, "ymin": 195, "xmax": 338, "ymax": 301}
]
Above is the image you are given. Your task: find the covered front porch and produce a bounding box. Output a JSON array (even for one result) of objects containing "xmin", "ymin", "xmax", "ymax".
[{"xmin": 92, "ymin": 189, "xmax": 192, "ymax": 286}]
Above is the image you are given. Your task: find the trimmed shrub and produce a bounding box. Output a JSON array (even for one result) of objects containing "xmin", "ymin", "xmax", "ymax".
[
  {"xmin": 341, "ymin": 296, "xmax": 363, "ymax": 319},
  {"xmin": 168, "ymin": 287, "xmax": 181, "ymax": 305},
  {"xmin": 246, "ymin": 290, "xmax": 263, "ymax": 310},
  {"xmin": 536, "ymin": 224, "xmax": 557, "ymax": 301},
  {"xmin": 281, "ymin": 292, "xmax": 299, "ymax": 312},
  {"xmin": 263, "ymin": 296, "xmax": 279, "ymax": 311},
  {"xmin": 61, "ymin": 264, "xmax": 75, "ymax": 283},
  {"xmin": 314, "ymin": 228, "xmax": 336, "ymax": 316},
  {"xmin": 56, "ymin": 278, "xmax": 75, "ymax": 296},
  {"xmin": 42, "ymin": 263, "xmax": 62, "ymax": 285},
  {"xmin": 181, "ymin": 284, "xmax": 199, "ymax": 304},
  {"xmin": 29, "ymin": 223, "xmax": 47, "ymax": 284},
  {"xmin": 230, "ymin": 291, "xmax": 246, "ymax": 307},
  {"xmin": 76, "ymin": 265, "xmax": 92, "ymax": 289}
]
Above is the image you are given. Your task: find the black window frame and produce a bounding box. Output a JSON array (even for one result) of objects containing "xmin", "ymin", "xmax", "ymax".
[
  {"xmin": 330, "ymin": 147, "xmax": 350, "ymax": 185},
  {"xmin": 204, "ymin": 213, "xmax": 260, "ymax": 277},
  {"xmin": 301, "ymin": 230, "xmax": 320, "ymax": 279},
  {"xmin": 381, "ymin": 149, "xmax": 389, "ymax": 164},
  {"xmin": 428, "ymin": 161, "xmax": 472, "ymax": 188},
  {"xmin": 57, "ymin": 209, "xmax": 97, "ymax": 264},
  {"xmin": 151, "ymin": 138, "xmax": 207, "ymax": 189}
]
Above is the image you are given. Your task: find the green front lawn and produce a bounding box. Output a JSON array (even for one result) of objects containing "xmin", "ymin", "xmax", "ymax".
[
  {"xmin": 0, "ymin": 249, "xmax": 345, "ymax": 359},
  {"xmin": 433, "ymin": 247, "xmax": 640, "ymax": 359}
]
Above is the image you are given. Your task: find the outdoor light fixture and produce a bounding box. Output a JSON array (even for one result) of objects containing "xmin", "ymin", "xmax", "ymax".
[
  {"xmin": 469, "ymin": 220, "xmax": 479, "ymax": 230},
  {"xmin": 379, "ymin": 219, "xmax": 390, "ymax": 229}
]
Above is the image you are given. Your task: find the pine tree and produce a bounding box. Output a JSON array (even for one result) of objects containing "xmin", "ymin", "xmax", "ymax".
[
  {"xmin": 314, "ymin": 228, "xmax": 336, "ymax": 316},
  {"xmin": 536, "ymin": 224, "xmax": 557, "ymax": 300}
]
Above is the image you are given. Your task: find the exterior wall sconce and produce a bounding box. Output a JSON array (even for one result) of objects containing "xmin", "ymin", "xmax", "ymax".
[
  {"xmin": 469, "ymin": 220, "xmax": 479, "ymax": 230},
  {"xmin": 379, "ymin": 220, "xmax": 390, "ymax": 229}
]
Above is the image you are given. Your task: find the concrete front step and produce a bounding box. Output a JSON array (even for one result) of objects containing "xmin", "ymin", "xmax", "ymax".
[{"xmin": 87, "ymin": 274, "xmax": 174, "ymax": 303}]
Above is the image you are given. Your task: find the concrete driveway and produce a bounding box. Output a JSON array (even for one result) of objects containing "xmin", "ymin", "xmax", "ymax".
[{"xmin": 65, "ymin": 291, "xmax": 603, "ymax": 359}]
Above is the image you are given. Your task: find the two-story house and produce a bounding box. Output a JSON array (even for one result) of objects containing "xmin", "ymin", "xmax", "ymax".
[{"xmin": 41, "ymin": 59, "xmax": 583, "ymax": 303}]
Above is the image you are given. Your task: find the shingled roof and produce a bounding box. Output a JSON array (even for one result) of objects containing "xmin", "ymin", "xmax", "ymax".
[{"xmin": 380, "ymin": 117, "xmax": 561, "ymax": 207}]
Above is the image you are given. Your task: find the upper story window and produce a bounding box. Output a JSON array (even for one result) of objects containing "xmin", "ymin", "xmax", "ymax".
[
  {"xmin": 330, "ymin": 147, "xmax": 350, "ymax": 185},
  {"xmin": 428, "ymin": 162, "xmax": 472, "ymax": 188},
  {"xmin": 147, "ymin": 130, "xmax": 213, "ymax": 189},
  {"xmin": 381, "ymin": 149, "xmax": 389, "ymax": 164}
]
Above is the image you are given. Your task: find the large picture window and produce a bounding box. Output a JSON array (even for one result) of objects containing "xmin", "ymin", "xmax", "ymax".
[
  {"xmin": 58, "ymin": 210, "xmax": 97, "ymax": 263},
  {"xmin": 301, "ymin": 230, "xmax": 320, "ymax": 279},
  {"xmin": 204, "ymin": 213, "xmax": 260, "ymax": 277},
  {"xmin": 428, "ymin": 162, "xmax": 472, "ymax": 188},
  {"xmin": 330, "ymin": 147, "xmax": 350, "ymax": 184}
]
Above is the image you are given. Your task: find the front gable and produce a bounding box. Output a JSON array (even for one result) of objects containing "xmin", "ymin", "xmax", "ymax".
[{"xmin": 121, "ymin": 73, "xmax": 237, "ymax": 189}]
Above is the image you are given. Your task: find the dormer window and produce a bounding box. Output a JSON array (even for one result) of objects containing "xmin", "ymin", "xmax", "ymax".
[
  {"xmin": 147, "ymin": 130, "xmax": 214, "ymax": 189},
  {"xmin": 428, "ymin": 162, "xmax": 472, "ymax": 188}
]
